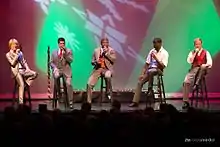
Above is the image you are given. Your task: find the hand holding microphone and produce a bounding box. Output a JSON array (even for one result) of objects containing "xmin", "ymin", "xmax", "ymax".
[
  {"xmin": 16, "ymin": 49, "xmax": 20, "ymax": 54},
  {"xmin": 195, "ymin": 48, "xmax": 199, "ymax": 53},
  {"xmin": 151, "ymin": 50, "xmax": 158, "ymax": 60},
  {"xmin": 16, "ymin": 49, "xmax": 23, "ymax": 61},
  {"xmin": 61, "ymin": 46, "xmax": 66, "ymax": 54},
  {"xmin": 102, "ymin": 46, "xmax": 108, "ymax": 56}
]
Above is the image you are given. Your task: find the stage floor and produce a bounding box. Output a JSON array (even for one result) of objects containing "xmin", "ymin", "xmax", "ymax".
[{"xmin": 1, "ymin": 100, "xmax": 220, "ymax": 113}]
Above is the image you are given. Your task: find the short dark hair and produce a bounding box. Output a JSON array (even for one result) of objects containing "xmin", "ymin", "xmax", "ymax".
[
  {"xmin": 101, "ymin": 38, "xmax": 109, "ymax": 43},
  {"xmin": 58, "ymin": 37, "xmax": 65, "ymax": 44},
  {"xmin": 153, "ymin": 38, "xmax": 162, "ymax": 43}
]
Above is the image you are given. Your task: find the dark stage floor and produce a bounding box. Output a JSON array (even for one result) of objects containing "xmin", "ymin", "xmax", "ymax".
[
  {"xmin": 1, "ymin": 100, "xmax": 220, "ymax": 113},
  {"xmin": 1, "ymin": 92, "xmax": 220, "ymax": 113}
]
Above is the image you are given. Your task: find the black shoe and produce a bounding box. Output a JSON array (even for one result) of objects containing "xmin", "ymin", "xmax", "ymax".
[
  {"xmin": 182, "ymin": 101, "xmax": 190, "ymax": 109},
  {"xmin": 129, "ymin": 102, "xmax": 138, "ymax": 107}
]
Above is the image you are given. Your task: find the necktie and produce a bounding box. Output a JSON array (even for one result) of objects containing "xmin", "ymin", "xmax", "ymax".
[{"xmin": 59, "ymin": 50, "xmax": 62, "ymax": 58}]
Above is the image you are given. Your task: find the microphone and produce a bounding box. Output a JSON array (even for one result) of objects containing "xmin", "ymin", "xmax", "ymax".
[
  {"xmin": 16, "ymin": 49, "xmax": 21, "ymax": 54},
  {"xmin": 194, "ymin": 48, "xmax": 199, "ymax": 56},
  {"xmin": 195, "ymin": 48, "xmax": 199, "ymax": 52}
]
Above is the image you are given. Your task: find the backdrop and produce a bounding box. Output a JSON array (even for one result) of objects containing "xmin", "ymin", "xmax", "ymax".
[{"xmin": 1, "ymin": 0, "xmax": 220, "ymax": 96}]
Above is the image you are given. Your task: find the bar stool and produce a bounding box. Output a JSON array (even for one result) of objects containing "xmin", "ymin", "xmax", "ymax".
[
  {"xmin": 12, "ymin": 76, "xmax": 31, "ymax": 106},
  {"xmin": 52, "ymin": 74, "xmax": 69, "ymax": 109},
  {"xmin": 99, "ymin": 75, "xmax": 107, "ymax": 105},
  {"xmin": 191, "ymin": 75, "xmax": 209, "ymax": 108},
  {"xmin": 146, "ymin": 73, "xmax": 166, "ymax": 105}
]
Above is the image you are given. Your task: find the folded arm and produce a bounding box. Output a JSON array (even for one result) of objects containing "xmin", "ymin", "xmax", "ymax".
[
  {"xmin": 104, "ymin": 49, "xmax": 116, "ymax": 64},
  {"xmin": 63, "ymin": 49, "xmax": 73, "ymax": 63},
  {"xmin": 6, "ymin": 53, "xmax": 19, "ymax": 67},
  {"xmin": 157, "ymin": 51, "xmax": 169, "ymax": 70},
  {"xmin": 19, "ymin": 52, "xmax": 30, "ymax": 70},
  {"xmin": 187, "ymin": 51, "xmax": 197, "ymax": 64}
]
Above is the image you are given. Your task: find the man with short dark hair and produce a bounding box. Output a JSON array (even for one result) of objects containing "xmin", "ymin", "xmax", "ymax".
[
  {"xmin": 182, "ymin": 38, "xmax": 212, "ymax": 109},
  {"xmin": 129, "ymin": 38, "xmax": 169, "ymax": 107},
  {"xmin": 86, "ymin": 38, "xmax": 116, "ymax": 104},
  {"xmin": 50, "ymin": 37, "xmax": 74, "ymax": 109}
]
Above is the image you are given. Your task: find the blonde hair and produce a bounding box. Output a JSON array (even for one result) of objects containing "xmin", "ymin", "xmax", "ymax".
[{"xmin": 8, "ymin": 38, "xmax": 18, "ymax": 49}]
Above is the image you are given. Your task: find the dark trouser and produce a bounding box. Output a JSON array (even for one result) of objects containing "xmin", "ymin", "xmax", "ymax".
[
  {"xmin": 183, "ymin": 66, "xmax": 207, "ymax": 102},
  {"xmin": 132, "ymin": 68, "xmax": 162, "ymax": 103}
]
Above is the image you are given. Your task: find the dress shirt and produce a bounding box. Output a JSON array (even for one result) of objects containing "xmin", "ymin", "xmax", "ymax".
[
  {"xmin": 146, "ymin": 47, "xmax": 169, "ymax": 68},
  {"xmin": 187, "ymin": 48, "xmax": 212, "ymax": 68}
]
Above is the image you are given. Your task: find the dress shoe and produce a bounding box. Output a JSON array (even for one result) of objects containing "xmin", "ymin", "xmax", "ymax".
[
  {"xmin": 182, "ymin": 101, "xmax": 190, "ymax": 109},
  {"xmin": 129, "ymin": 102, "xmax": 138, "ymax": 107}
]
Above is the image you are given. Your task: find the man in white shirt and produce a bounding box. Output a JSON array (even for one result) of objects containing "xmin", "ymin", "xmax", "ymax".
[
  {"xmin": 182, "ymin": 38, "xmax": 212, "ymax": 109},
  {"xmin": 129, "ymin": 38, "xmax": 169, "ymax": 107}
]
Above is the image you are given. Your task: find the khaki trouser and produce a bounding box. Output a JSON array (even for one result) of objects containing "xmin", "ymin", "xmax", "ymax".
[
  {"xmin": 183, "ymin": 66, "xmax": 207, "ymax": 102},
  {"xmin": 87, "ymin": 68, "xmax": 112, "ymax": 103},
  {"xmin": 132, "ymin": 68, "xmax": 162, "ymax": 103},
  {"xmin": 16, "ymin": 70, "xmax": 37, "ymax": 104}
]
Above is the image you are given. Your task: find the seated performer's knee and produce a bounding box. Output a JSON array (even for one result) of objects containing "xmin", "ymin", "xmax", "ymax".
[
  {"xmin": 137, "ymin": 80, "xmax": 144, "ymax": 86},
  {"xmin": 87, "ymin": 83, "xmax": 94, "ymax": 90},
  {"xmin": 33, "ymin": 72, "xmax": 38, "ymax": 79},
  {"xmin": 200, "ymin": 65, "xmax": 207, "ymax": 70},
  {"xmin": 183, "ymin": 82, "xmax": 190, "ymax": 87},
  {"xmin": 104, "ymin": 70, "xmax": 112, "ymax": 79},
  {"xmin": 65, "ymin": 78, "xmax": 72, "ymax": 87}
]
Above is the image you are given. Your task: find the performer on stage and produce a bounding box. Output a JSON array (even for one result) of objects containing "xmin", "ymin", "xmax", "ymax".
[
  {"xmin": 87, "ymin": 38, "xmax": 116, "ymax": 104},
  {"xmin": 50, "ymin": 37, "xmax": 73, "ymax": 109},
  {"xmin": 182, "ymin": 38, "xmax": 212, "ymax": 109},
  {"xmin": 6, "ymin": 38, "xmax": 38, "ymax": 104},
  {"xmin": 129, "ymin": 38, "xmax": 169, "ymax": 107}
]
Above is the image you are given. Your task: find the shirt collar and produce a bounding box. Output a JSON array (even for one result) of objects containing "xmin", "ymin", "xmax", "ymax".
[{"xmin": 153, "ymin": 46, "xmax": 164, "ymax": 52}]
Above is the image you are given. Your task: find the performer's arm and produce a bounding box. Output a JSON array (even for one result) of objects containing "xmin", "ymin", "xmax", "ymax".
[
  {"xmin": 104, "ymin": 49, "xmax": 116, "ymax": 63},
  {"xmin": 140, "ymin": 52, "xmax": 151, "ymax": 75},
  {"xmin": 63, "ymin": 49, "xmax": 73, "ymax": 63},
  {"xmin": 140, "ymin": 63, "xmax": 149, "ymax": 75},
  {"xmin": 91, "ymin": 51, "xmax": 97, "ymax": 65},
  {"xmin": 187, "ymin": 51, "xmax": 197, "ymax": 64},
  {"xmin": 50, "ymin": 53, "xmax": 57, "ymax": 70},
  {"xmin": 157, "ymin": 51, "xmax": 169, "ymax": 70},
  {"xmin": 20, "ymin": 52, "xmax": 30, "ymax": 70},
  {"xmin": 6, "ymin": 53, "xmax": 19, "ymax": 67},
  {"xmin": 205, "ymin": 51, "xmax": 212, "ymax": 68}
]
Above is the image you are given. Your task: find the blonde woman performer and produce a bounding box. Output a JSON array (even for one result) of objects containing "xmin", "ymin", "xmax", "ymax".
[{"xmin": 6, "ymin": 38, "xmax": 38, "ymax": 104}]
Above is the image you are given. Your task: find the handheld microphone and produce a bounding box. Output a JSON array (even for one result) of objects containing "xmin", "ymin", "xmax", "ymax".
[
  {"xmin": 16, "ymin": 48, "xmax": 20, "ymax": 52},
  {"xmin": 195, "ymin": 48, "xmax": 199, "ymax": 52}
]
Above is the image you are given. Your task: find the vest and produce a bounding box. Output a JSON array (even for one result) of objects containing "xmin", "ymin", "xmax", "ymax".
[{"xmin": 192, "ymin": 49, "xmax": 207, "ymax": 67}]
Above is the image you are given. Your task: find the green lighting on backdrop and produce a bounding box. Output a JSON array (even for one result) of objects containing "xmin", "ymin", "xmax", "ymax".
[{"xmin": 36, "ymin": 0, "xmax": 220, "ymax": 92}]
